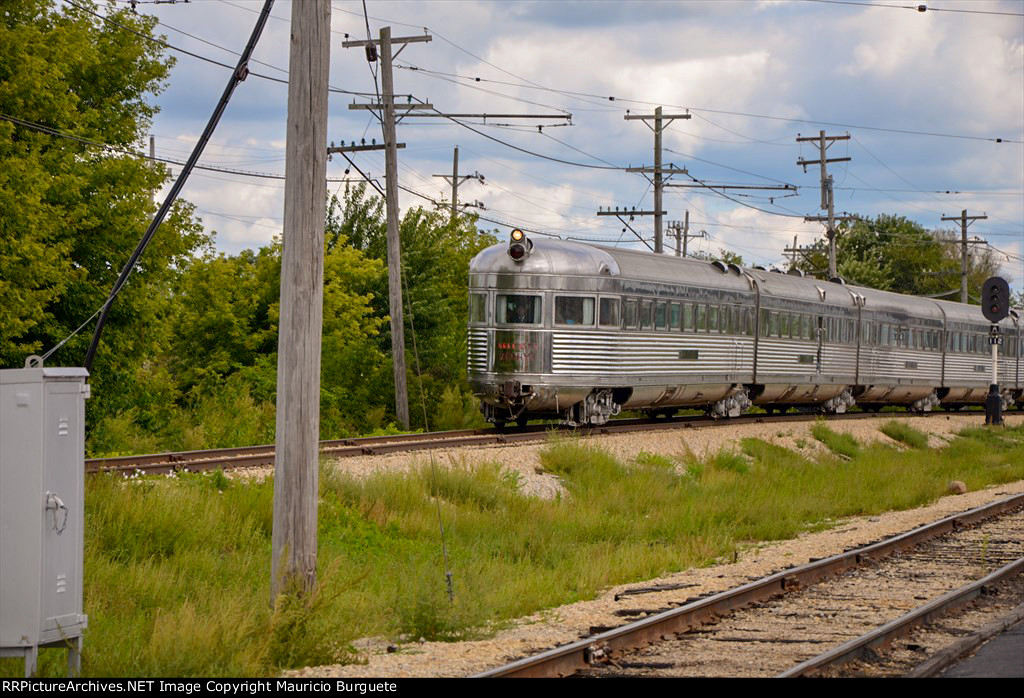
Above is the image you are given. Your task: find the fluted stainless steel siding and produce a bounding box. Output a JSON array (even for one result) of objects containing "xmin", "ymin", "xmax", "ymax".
[
  {"xmin": 467, "ymin": 327, "xmax": 488, "ymax": 375},
  {"xmin": 551, "ymin": 331, "xmax": 752, "ymax": 378}
]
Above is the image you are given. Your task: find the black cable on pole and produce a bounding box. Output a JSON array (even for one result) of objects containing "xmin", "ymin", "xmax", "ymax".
[{"xmin": 83, "ymin": 0, "xmax": 275, "ymax": 371}]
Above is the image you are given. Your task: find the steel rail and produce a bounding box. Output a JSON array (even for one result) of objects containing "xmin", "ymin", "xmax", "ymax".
[
  {"xmin": 85, "ymin": 410, "xmax": 938, "ymax": 476},
  {"xmin": 472, "ymin": 493, "xmax": 1024, "ymax": 678},
  {"xmin": 777, "ymin": 556, "xmax": 1024, "ymax": 677}
]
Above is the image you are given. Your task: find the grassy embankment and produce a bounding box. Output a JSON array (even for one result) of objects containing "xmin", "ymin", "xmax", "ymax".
[{"xmin": 4, "ymin": 421, "xmax": 1022, "ymax": 677}]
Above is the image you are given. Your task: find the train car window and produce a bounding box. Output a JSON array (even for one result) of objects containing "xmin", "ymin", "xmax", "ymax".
[
  {"xmin": 766, "ymin": 311, "xmax": 778, "ymax": 338},
  {"xmin": 708, "ymin": 305, "xmax": 719, "ymax": 333},
  {"xmin": 670, "ymin": 302, "xmax": 681, "ymax": 331},
  {"xmin": 497, "ymin": 294, "xmax": 542, "ymax": 325},
  {"xmin": 722, "ymin": 306, "xmax": 733, "ymax": 334},
  {"xmin": 624, "ymin": 299, "xmax": 638, "ymax": 329},
  {"xmin": 684, "ymin": 303, "xmax": 694, "ymax": 332},
  {"xmin": 655, "ymin": 301, "xmax": 668, "ymax": 330},
  {"xmin": 779, "ymin": 312, "xmax": 791, "ymax": 338},
  {"xmin": 554, "ymin": 296, "xmax": 594, "ymax": 326},
  {"xmin": 695, "ymin": 304, "xmax": 707, "ymax": 333},
  {"xmin": 469, "ymin": 293, "xmax": 487, "ymax": 324},
  {"xmin": 599, "ymin": 298, "xmax": 620, "ymax": 327},
  {"xmin": 800, "ymin": 315, "xmax": 810, "ymax": 340},
  {"xmin": 640, "ymin": 300, "xmax": 653, "ymax": 330}
]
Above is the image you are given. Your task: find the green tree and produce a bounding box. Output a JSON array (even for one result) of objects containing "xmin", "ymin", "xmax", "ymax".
[
  {"xmin": 0, "ymin": 1, "xmax": 208, "ymax": 424},
  {"xmin": 328, "ymin": 184, "xmax": 497, "ymax": 429}
]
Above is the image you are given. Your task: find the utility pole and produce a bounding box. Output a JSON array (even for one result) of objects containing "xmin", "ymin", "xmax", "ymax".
[
  {"xmin": 432, "ymin": 146, "xmax": 484, "ymax": 224},
  {"xmin": 666, "ymin": 212, "xmax": 707, "ymax": 257},
  {"xmin": 941, "ymin": 209, "xmax": 988, "ymax": 304},
  {"xmin": 342, "ymin": 28, "xmax": 432, "ymax": 430},
  {"xmin": 624, "ymin": 107, "xmax": 691, "ymax": 253},
  {"xmin": 595, "ymin": 206, "xmax": 666, "ymax": 252},
  {"xmin": 797, "ymin": 131, "xmax": 852, "ymax": 279},
  {"xmin": 272, "ymin": 0, "xmax": 330, "ymax": 600}
]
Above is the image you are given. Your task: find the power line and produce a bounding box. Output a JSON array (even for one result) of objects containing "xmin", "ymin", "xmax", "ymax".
[
  {"xmin": 395, "ymin": 63, "xmax": 1022, "ymax": 145},
  {"xmin": 799, "ymin": 0, "xmax": 1024, "ymax": 17},
  {"xmin": 63, "ymin": 0, "xmax": 379, "ymax": 97},
  {"xmin": 0, "ymin": 113, "xmax": 366, "ymax": 184}
]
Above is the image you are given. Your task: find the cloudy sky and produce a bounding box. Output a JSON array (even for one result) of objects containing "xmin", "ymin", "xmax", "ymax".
[{"xmin": 127, "ymin": 0, "xmax": 1023, "ymax": 293}]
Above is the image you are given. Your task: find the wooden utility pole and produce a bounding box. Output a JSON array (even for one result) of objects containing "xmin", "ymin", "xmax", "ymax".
[
  {"xmin": 378, "ymin": 27, "xmax": 409, "ymax": 430},
  {"xmin": 272, "ymin": 0, "xmax": 331, "ymax": 599},
  {"xmin": 666, "ymin": 212, "xmax": 706, "ymax": 257},
  {"xmin": 432, "ymin": 146, "xmax": 484, "ymax": 225},
  {"xmin": 941, "ymin": 209, "xmax": 988, "ymax": 304},
  {"xmin": 797, "ymin": 131, "xmax": 851, "ymax": 279},
  {"xmin": 624, "ymin": 107, "xmax": 691, "ymax": 253},
  {"xmin": 595, "ymin": 206, "xmax": 666, "ymax": 252},
  {"xmin": 342, "ymin": 28, "xmax": 433, "ymax": 430}
]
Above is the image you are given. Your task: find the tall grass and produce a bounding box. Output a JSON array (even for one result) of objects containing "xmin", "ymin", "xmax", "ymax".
[
  {"xmin": 879, "ymin": 420, "xmax": 930, "ymax": 449},
  {"xmin": 811, "ymin": 419, "xmax": 861, "ymax": 459},
  {"xmin": 5, "ymin": 425, "xmax": 1022, "ymax": 677}
]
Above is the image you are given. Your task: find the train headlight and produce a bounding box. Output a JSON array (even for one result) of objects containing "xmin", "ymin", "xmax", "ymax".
[{"xmin": 508, "ymin": 228, "xmax": 532, "ymax": 262}]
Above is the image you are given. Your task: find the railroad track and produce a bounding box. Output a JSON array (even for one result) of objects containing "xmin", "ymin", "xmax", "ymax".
[
  {"xmin": 474, "ymin": 494, "xmax": 1024, "ymax": 678},
  {"xmin": 86, "ymin": 409, "xmax": 952, "ymax": 476}
]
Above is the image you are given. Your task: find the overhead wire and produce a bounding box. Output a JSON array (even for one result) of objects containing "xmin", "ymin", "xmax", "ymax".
[{"xmin": 392, "ymin": 64, "xmax": 1022, "ymax": 144}]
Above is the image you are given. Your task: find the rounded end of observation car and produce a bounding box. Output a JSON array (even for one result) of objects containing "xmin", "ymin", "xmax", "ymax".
[{"xmin": 470, "ymin": 233, "xmax": 621, "ymax": 277}]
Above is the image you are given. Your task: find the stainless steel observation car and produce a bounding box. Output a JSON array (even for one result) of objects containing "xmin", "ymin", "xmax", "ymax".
[{"xmin": 467, "ymin": 232, "xmax": 1022, "ymax": 427}]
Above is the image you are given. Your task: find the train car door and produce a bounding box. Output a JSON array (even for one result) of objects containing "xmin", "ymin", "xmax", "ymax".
[{"xmin": 815, "ymin": 316, "xmax": 825, "ymax": 374}]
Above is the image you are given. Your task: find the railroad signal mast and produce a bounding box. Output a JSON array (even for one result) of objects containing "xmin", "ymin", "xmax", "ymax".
[{"xmin": 981, "ymin": 276, "xmax": 1010, "ymax": 426}]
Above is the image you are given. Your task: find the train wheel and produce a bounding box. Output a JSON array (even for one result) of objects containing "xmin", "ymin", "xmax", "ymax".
[{"xmin": 516, "ymin": 416, "xmax": 529, "ymax": 428}]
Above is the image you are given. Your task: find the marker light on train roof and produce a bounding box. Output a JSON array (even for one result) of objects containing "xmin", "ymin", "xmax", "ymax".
[{"xmin": 507, "ymin": 229, "xmax": 532, "ymax": 263}]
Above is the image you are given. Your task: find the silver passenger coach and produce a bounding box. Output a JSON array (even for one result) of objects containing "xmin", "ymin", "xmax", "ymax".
[{"xmin": 467, "ymin": 232, "xmax": 1021, "ymax": 426}]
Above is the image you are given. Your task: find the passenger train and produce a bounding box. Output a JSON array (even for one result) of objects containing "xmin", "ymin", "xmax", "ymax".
[{"xmin": 467, "ymin": 231, "xmax": 1022, "ymax": 427}]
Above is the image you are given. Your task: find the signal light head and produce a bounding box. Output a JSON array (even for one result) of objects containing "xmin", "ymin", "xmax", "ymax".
[{"xmin": 981, "ymin": 276, "xmax": 1010, "ymax": 323}]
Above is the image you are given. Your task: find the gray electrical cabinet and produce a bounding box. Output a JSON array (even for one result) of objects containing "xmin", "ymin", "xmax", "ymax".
[{"xmin": 1, "ymin": 363, "xmax": 90, "ymax": 676}]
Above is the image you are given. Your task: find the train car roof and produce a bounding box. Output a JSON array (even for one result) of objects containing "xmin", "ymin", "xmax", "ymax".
[
  {"xmin": 470, "ymin": 239, "xmax": 621, "ymax": 277},
  {"xmin": 472, "ymin": 238, "xmax": 1017, "ymax": 327},
  {"xmin": 848, "ymin": 285, "xmax": 944, "ymax": 321},
  {"xmin": 471, "ymin": 238, "xmax": 753, "ymax": 292},
  {"xmin": 932, "ymin": 296, "xmax": 1017, "ymax": 329},
  {"xmin": 744, "ymin": 267, "xmax": 852, "ymax": 306}
]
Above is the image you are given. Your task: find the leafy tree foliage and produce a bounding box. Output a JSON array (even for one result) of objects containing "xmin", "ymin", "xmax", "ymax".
[
  {"xmin": 0, "ymin": 0, "xmax": 207, "ymax": 425},
  {"xmin": 788, "ymin": 214, "xmax": 1001, "ymax": 301},
  {"xmin": 328, "ymin": 184, "xmax": 498, "ymax": 429}
]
